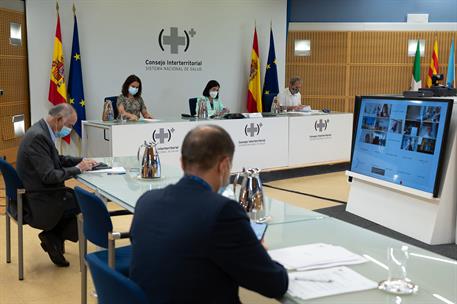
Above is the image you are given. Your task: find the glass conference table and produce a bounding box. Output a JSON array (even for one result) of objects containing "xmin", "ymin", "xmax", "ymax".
[
  {"xmin": 77, "ymin": 157, "xmax": 457, "ymax": 304},
  {"xmin": 77, "ymin": 156, "xmax": 327, "ymax": 225}
]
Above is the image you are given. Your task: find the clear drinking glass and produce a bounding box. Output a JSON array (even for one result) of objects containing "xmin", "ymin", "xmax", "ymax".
[{"xmin": 378, "ymin": 245, "xmax": 419, "ymax": 295}]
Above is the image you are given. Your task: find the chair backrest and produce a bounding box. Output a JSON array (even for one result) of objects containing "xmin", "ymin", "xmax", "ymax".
[
  {"xmin": 74, "ymin": 186, "xmax": 113, "ymax": 248},
  {"xmin": 189, "ymin": 98, "xmax": 198, "ymax": 116},
  {"xmin": 105, "ymin": 96, "xmax": 119, "ymax": 119},
  {"xmin": 0, "ymin": 158, "xmax": 23, "ymax": 201},
  {"xmin": 86, "ymin": 253, "xmax": 148, "ymax": 304}
]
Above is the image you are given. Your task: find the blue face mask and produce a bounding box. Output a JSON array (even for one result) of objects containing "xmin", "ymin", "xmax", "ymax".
[
  {"xmin": 55, "ymin": 126, "xmax": 72, "ymax": 138},
  {"xmin": 128, "ymin": 86, "xmax": 139, "ymax": 96}
]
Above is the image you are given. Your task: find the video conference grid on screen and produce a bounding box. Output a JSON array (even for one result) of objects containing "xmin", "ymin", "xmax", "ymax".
[{"xmin": 351, "ymin": 98, "xmax": 450, "ymax": 194}]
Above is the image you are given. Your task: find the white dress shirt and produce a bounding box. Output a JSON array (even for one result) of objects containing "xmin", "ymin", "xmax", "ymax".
[{"xmin": 276, "ymin": 87, "xmax": 301, "ymax": 107}]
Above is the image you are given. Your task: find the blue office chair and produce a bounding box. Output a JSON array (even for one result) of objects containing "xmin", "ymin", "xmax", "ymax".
[
  {"xmin": 189, "ymin": 97, "xmax": 198, "ymax": 116},
  {"xmin": 1, "ymin": 159, "xmax": 78, "ymax": 280},
  {"xmin": 104, "ymin": 96, "xmax": 119, "ymax": 119},
  {"xmin": 74, "ymin": 186, "xmax": 132, "ymax": 304},
  {"xmin": 0, "ymin": 158, "xmax": 25, "ymax": 280},
  {"xmin": 86, "ymin": 253, "xmax": 148, "ymax": 304}
]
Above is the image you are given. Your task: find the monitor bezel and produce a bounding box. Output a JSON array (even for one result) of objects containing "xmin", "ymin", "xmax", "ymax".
[{"xmin": 351, "ymin": 95, "xmax": 454, "ymax": 198}]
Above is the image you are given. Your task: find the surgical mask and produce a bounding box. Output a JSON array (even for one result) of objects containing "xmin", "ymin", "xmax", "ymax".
[
  {"xmin": 128, "ymin": 86, "xmax": 139, "ymax": 96},
  {"xmin": 290, "ymin": 87, "xmax": 299, "ymax": 95},
  {"xmin": 218, "ymin": 167, "xmax": 230, "ymax": 195},
  {"xmin": 55, "ymin": 126, "xmax": 72, "ymax": 138},
  {"xmin": 209, "ymin": 91, "xmax": 218, "ymax": 99}
]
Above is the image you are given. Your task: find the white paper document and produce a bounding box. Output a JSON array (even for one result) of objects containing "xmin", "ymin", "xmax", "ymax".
[
  {"xmin": 84, "ymin": 167, "xmax": 126, "ymax": 174},
  {"xmin": 268, "ymin": 243, "xmax": 367, "ymax": 271},
  {"xmin": 288, "ymin": 266, "xmax": 378, "ymax": 300}
]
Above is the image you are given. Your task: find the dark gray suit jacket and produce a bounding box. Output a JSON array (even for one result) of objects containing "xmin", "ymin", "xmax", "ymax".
[{"xmin": 16, "ymin": 119, "xmax": 82, "ymax": 230}]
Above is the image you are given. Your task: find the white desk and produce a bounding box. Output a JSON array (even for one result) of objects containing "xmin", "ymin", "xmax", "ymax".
[{"xmin": 82, "ymin": 112, "xmax": 353, "ymax": 172}]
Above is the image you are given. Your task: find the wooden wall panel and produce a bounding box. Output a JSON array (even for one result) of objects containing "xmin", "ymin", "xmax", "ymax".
[
  {"xmin": 286, "ymin": 64, "xmax": 346, "ymax": 96},
  {"xmin": 287, "ymin": 31, "xmax": 347, "ymax": 65},
  {"xmin": 0, "ymin": 7, "xmax": 29, "ymax": 163},
  {"xmin": 286, "ymin": 30, "xmax": 457, "ymax": 113},
  {"xmin": 0, "ymin": 57, "xmax": 29, "ymax": 102},
  {"xmin": 0, "ymin": 9, "xmax": 27, "ymax": 57}
]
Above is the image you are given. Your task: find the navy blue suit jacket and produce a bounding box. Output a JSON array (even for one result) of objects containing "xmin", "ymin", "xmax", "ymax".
[{"xmin": 130, "ymin": 176, "xmax": 288, "ymax": 304}]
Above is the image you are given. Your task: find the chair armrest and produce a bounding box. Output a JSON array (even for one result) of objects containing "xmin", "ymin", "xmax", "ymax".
[
  {"xmin": 108, "ymin": 231, "xmax": 130, "ymax": 241},
  {"xmin": 109, "ymin": 210, "xmax": 132, "ymax": 217}
]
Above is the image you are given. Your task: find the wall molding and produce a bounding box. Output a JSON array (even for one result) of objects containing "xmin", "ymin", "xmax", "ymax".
[{"xmin": 289, "ymin": 22, "xmax": 457, "ymax": 31}]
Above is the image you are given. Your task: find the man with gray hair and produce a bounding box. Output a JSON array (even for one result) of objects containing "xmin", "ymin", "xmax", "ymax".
[
  {"xmin": 16, "ymin": 103, "xmax": 96, "ymax": 267},
  {"xmin": 130, "ymin": 125, "xmax": 288, "ymax": 303},
  {"xmin": 274, "ymin": 76, "xmax": 309, "ymax": 111}
]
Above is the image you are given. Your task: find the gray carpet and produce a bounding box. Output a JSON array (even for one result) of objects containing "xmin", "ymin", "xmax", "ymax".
[{"xmin": 316, "ymin": 205, "xmax": 457, "ymax": 260}]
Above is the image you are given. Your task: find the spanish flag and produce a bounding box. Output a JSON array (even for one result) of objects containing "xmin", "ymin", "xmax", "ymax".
[
  {"xmin": 426, "ymin": 39, "xmax": 439, "ymax": 88},
  {"xmin": 247, "ymin": 28, "xmax": 262, "ymax": 113},
  {"xmin": 48, "ymin": 13, "xmax": 67, "ymax": 106}
]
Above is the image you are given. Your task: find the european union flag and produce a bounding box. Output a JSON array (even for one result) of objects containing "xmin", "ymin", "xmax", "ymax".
[
  {"xmin": 262, "ymin": 28, "xmax": 279, "ymax": 112},
  {"xmin": 68, "ymin": 14, "xmax": 85, "ymax": 138}
]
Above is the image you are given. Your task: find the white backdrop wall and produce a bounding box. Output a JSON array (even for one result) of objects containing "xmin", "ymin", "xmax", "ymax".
[{"xmin": 26, "ymin": 0, "xmax": 287, "ymax": 123}]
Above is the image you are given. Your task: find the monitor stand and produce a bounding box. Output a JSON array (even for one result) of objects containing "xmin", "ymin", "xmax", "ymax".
[{"xmin": 346, "ymin": 97, "xmax": 457, "ymax": 245}]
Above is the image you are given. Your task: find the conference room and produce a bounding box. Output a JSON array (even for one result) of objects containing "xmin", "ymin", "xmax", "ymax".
[{"xmin": 0, "ymin": 0, "xmax": 456, "ymax": 303}]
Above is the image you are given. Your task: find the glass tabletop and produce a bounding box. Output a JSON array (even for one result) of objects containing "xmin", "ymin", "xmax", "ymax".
[
  {"xmin": 77, "ymin": 156, "xmax": 182, "ymax": 212},
  {"xmin": 77, "ymin": 157, "xmax": 327, "ymax": 223},
  {"xmin": 265, "ymin": 218, "xmax": 457, "ymax": 304}
]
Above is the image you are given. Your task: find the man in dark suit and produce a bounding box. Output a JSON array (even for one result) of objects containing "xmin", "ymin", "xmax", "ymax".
[
  {"xmin": 16, "ymin": 103, "xmax": 96, "ymax": 267},
  {"xmin": 130, "ymin": 125, "xmax": 288, "ymax": 303}
]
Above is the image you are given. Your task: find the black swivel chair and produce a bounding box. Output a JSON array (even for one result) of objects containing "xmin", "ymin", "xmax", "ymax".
[{"xmin": 189, "ymin": 98, "xmax": 198, "ymax": 116}]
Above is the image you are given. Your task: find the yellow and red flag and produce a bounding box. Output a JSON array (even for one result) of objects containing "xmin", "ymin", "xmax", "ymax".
[
  {"xmin": 48, "ymin": 13, "xmax": 67, "ymax": 106},
  {"xmin": 247, "ymin": 28, "xmax": 262, "ymax": 113},
  {"xmin": 426, "ymin": 39, "xmax": 439, "ymax": 88}
]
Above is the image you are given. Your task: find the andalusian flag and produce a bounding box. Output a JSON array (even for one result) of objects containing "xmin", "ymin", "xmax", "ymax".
[
  {"xmin": 48, "ymin": 12, "xmax": 67, "ymax": 106},
  {"xmin": 410, "ymin": 40, "xmax": 421, "ymax": 91},
  {"xmin": 426, "ymin": 39, "xmax": 439, "ymax": 88},
  {"xmin": 247, "ymin": 28, "xmax": 262, "ymax": 113}
]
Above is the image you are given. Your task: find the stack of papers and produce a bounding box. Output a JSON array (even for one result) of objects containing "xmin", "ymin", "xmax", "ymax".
[
  {"xmin": 269, "ymin": 243, "xmax": 367, "ymax": 271},
  {"xmin": 84, "ymin": 167, "xmax": 126, "ymax": 174},
  {"xmin": 288, "ymin": 266, "xmax": 378, "ymax": 300}
]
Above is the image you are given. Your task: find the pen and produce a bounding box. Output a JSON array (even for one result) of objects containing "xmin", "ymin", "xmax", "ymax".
[
  {"xmin": 107, "ymin": 173, "xmax": 126, "ymax": 175},
  {"xmin": 294, "ymin": 278, "xmax": 333, "ymax": 283}
]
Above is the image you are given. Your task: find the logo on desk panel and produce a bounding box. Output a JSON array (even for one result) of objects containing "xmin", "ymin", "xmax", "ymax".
[
  {"xmin": 238, "ymin": 122, "xmax": 266, "ymax": 146},
  {"xmin": 158, "ymin": 27, "xmax": 196, "ymax": 55},
  {"xmin": 152, "ymin": 128, "xmax": 175, "ymax": 144},
  {"xmin": 244, "ymin": 122, "xmax": 262, "ymax": 137},
  {"xmin": 314, "ymin": 119, "xmax": 330, "ymax": 132}
]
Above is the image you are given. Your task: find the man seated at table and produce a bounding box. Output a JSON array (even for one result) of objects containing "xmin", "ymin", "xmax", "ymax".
[
  {"xmin": 130, "ymin": 125, "xmax": 288, "ymax": 303},
  {"xmin": 274, "ymin": 76, "xmax": 309, "ymax": 111},
  {"xmin": 16, "ymin": 103, "xmax": 96, "ymax": 267}
]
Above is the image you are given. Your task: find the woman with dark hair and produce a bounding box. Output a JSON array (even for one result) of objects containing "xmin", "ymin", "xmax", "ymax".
[
  {"xmin": 117, "ymin": 75, "xmax": 153, "ymax": 120},
  {"xmin": 196, "ymin": 80, "xmax": 229, "ymax": 117}
]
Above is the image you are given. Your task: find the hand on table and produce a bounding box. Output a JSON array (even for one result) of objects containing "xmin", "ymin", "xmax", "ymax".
[{"xmin": 76, "ymin": 159, "xmax": 96, "ymax": 172}]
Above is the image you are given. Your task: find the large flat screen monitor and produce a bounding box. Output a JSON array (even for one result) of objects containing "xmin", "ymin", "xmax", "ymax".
[{"xmin": 350, "ymin": 96, "xmax": 453, "ymax": 197}]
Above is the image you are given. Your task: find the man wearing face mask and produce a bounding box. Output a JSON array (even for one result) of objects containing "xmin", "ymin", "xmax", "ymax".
[
  {"xmin": 16, "ymin": 103, "xmax": 97, "ymax": 267},
  {"xmin": 130, "ymin": 125, "xmax": 288, "ymax": 303},
  {"xmin": 274, "ymin": 76, "xmax": 308, "ymax": 112}
]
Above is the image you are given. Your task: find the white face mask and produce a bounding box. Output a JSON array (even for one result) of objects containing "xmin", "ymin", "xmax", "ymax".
[
  {"xmin": 209, "ymin": 91, "xmax": 218, "ymax": 99},
  {"xmin": 128, "ymin": 86, "xmax": 139, "ymax": 96}
]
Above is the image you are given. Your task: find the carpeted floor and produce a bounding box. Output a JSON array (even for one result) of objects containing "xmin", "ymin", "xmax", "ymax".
[{"xmin": 316, "ymin": 205, "xmax": 457, "ymax": 261}]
